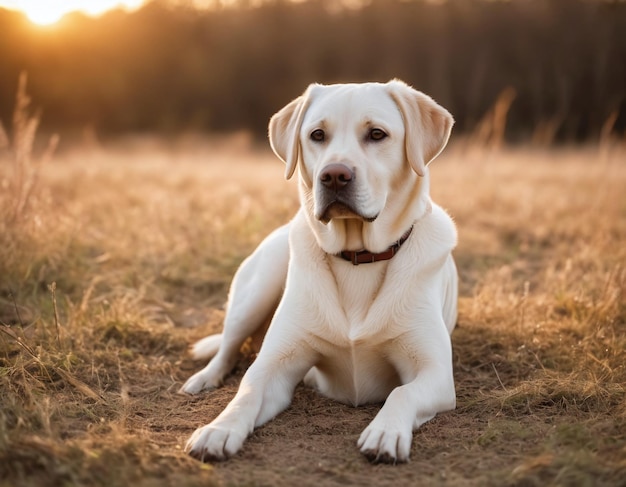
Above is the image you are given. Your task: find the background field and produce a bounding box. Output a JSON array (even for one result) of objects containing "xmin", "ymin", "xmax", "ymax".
[{"xmin": 1, "ymin": 135, "xmax": 624, "ymax": 486}]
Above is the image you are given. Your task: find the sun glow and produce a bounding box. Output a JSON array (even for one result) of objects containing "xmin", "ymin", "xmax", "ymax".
[{"xmin": 1, "ymin": 0, "xmax": 146, "ymax": 26}]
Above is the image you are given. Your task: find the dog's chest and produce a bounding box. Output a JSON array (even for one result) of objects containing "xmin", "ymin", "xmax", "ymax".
[
  {"xmin": 332, "ymin": 260, "xmax": 388, "ymax": 325},
  {"xmin": 310, "ymin": 261, "xmax": 401, "ymax": 404}
]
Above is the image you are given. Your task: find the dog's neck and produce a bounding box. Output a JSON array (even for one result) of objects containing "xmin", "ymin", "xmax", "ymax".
[
  {"xmin": 340, "ymin": 219, "xmax": 368, "ymax": 251},
  {"xmin": 336, "ymin": 225, "xmax": 414, "ymax": 265}
]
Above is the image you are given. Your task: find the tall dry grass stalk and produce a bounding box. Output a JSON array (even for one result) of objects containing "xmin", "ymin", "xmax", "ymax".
[
  {"xmin": 0, "ymin": 72, "xmax": 58, "ymax": 225},
  {"xmin": 472, "ymin": 87, "xmax": 517, "ymax": 149}
]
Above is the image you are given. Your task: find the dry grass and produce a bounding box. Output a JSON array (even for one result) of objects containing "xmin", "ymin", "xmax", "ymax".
[
  {"xmin": 0, "ymin": 135, "xmax": 625, "ymax": 486},
  {"xmin": 0, "ymin": 73, "xmax": 58, "ymax": 225}
]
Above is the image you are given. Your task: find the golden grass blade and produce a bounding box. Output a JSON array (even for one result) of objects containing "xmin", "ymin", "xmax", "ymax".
[{"xmin": 52, "ymin": 367, "xmax": 104, "ymax": 402}]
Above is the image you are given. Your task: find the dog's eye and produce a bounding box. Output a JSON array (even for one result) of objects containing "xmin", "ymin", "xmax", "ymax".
[
  {"xmin": 368, "ymin": 128, "xmax": 388, "ymax": 141},
  {"xmin": 310, "ymin": 129, "xmax": 325, "ymax": 142}
]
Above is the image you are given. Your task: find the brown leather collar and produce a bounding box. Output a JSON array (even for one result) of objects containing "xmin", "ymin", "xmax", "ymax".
[{"xmin": 336, "ymin": 226, "xmax": 414, "ymax": 265}]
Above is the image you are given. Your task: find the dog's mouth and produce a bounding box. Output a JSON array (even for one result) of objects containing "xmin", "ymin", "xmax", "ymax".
[{"xmin": 316, "ymin": 201, "xmax": 378, "ymax": 224}]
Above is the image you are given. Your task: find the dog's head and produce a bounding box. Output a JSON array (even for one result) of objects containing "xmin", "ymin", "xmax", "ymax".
[{"xmin": 269, "ymin": 80, "xmax": 453, "ymax": 253}]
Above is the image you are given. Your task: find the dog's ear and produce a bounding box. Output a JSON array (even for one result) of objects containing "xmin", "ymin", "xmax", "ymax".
[
  {"xmin": 269, "ymin": 86, "xmax": 316, "ymax": 180},
  {"xmin": 387, "ymin": 80, "xmax": 454, "ymax": 177}
]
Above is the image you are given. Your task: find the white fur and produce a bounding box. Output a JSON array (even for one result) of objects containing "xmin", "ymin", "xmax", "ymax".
[
  {"xmin": 190, "ymin": 334, "xmax": 222, "ymax": 361},
  {"xmin": 181, "ymin": 80, "xmax": 458, "ymax": 463}
]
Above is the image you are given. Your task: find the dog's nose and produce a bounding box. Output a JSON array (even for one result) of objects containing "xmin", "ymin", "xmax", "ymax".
[{"xmin": 320, "ymin": 164, "xmax": 354, "ymax": 190}]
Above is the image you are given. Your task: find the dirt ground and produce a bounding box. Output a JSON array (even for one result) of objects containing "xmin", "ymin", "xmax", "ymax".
[{"xmin": 1, "ymin": 141, "xmax": 625, "ymax": 486}]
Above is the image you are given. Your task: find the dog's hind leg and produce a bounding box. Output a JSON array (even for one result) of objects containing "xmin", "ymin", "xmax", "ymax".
[{"xmin": 180, "ymin": 224, "xmax": 290, "ymax": 394}]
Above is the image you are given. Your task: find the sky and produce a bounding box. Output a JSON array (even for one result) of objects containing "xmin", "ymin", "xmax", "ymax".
[
  {"xmin": 0, "ymin": 0, "xmax": 352, "ymax": 25},
  {"xmin": 0, "ymin": 0, "xmax": 146, "ymax": 25}
]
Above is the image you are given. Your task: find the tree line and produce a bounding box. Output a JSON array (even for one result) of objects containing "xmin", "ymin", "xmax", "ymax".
[{"xmin": 0, "ymin": 0, "xmax": 624, "ymax": 143}]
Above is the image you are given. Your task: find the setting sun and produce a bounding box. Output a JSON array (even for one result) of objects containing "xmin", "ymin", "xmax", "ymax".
[{"xmin": 0, "ymin": 0, "xmax": 145, "ymax": 25}]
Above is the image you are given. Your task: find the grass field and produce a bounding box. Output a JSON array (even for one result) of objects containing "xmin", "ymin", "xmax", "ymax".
[{"xmin": 1, "ymin": 137, "xmax": 625, "ymax": 487}]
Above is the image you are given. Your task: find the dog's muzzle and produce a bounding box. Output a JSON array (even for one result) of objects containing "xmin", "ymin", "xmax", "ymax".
[{"xmin": 315, "ymin": 164, "xmax": 377, "ymax": 223}]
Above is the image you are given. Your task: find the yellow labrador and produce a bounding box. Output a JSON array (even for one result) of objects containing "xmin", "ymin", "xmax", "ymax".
[{"xmin": 181, "ymin": 80, "xmax": 458, "ymax": 464}]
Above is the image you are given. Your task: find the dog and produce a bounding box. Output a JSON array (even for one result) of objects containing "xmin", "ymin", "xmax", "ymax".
[{"xmin": 181, "ymin": 79, "xmax": 458, "ymax": 464}]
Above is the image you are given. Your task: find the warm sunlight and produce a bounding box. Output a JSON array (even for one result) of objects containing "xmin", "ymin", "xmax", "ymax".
[{"xmin": 0, "ymin": 0, "xmax": 145, "ymax": 25}]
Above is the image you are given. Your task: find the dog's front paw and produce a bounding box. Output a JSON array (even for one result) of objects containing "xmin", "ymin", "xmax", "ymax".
[
  {"xmin": 357, "ymin": 423, "xmax": 411, "ymax": 464},
  {"xmin": 179, "ymin": 370, "xmax": 222, "ymax": 395},
  {"xmin": 184, "ymin": 424, "xmax": 246, "ymax": 462}
]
